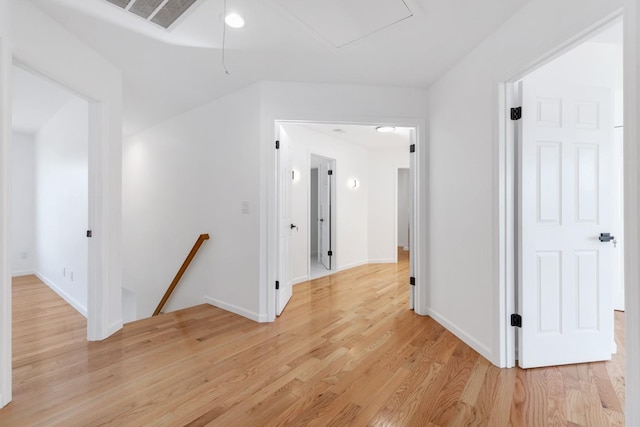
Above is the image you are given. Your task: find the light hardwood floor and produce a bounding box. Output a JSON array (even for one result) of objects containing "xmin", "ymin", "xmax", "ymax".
[{"xmin": 2, "ymin": 251, "xmax": 625, "ymax": 426}]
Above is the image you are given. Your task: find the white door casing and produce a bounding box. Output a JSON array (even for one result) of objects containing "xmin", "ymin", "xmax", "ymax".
[
  {"xmin": 319, "ymin": 161, "xmax": 332, "ymax": 270},
  {"xmin": 518, "ymin": 81, "xmax": 615, "ymax": 368},
  {"xmin": 276, "ymin": 131, "xmax": 293, "ymax": 316}
]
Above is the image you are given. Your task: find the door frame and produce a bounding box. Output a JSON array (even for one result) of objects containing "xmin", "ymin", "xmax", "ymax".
[
  {"xmin": 500, "ymin": 11, "xmax": 625, "ymax": 368},
  {"xmin": 266, "ymin": 116, "xmax": 426, "ymax": 322},
  {"xmin": 396, "ymin": 167, "xmax": 411, "ymax": 259},
  {"xmin": 308, "ymin": 153, "xmax": 337, "ymax": 279},
  {"xmin": 1, "ymin": 47, "xmax": 122, "ymax": 406},
  {"xmin": 497, "ymin": 6, "xmax": 639, "ymax": 422},
  {"xmin": 10, "ymin": 60, "xmax": 109, "ymax": 340}
]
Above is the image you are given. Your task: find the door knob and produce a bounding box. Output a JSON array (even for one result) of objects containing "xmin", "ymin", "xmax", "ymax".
[
  {"xmin": 599, "ymin": 233, "xmax": 615, "ymax": 242},
  {"xmin": 291, "ymin": 224, "xmax": 298, "ymax": 230},
  {"xmin": 319, "ymin": 218, "xmax": 324, "ymax": 222}
]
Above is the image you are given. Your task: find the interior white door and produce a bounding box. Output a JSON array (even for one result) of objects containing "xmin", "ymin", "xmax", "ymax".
[
  {"xmin": 409, "ymin": 141, "xmax": 416, "ymax": 310},
  {"xmin": 276, "ymin": 133, "xmax": 293, "ymax": 316},
  {"xmin": 319, "ymin": 161, "xmax": 332, "ymax": 270},
  {"xmin": 518, "ymin": 81, "xmax": 614, "ymax": 368}
]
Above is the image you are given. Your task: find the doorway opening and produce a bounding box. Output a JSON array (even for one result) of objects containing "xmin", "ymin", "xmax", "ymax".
[
  {"xmin": 506, "ymin": 20, "xmax": 624, "ymax": 368},
  {"xmin": 274, "ymin": 121, "xmax": 416, "ymax": 317},
  {"xmin": 309, "ymin": 154, "xmax": 336, "ymax": 280},
  {"xmin": 11, "ymin": 64, "xmax": 90, "ymax": 319}
]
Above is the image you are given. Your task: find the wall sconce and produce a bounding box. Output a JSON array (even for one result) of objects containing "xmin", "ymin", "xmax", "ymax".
[{"xmin": 350, "ymin": 178, "xmax": 360, "ymax": 189}]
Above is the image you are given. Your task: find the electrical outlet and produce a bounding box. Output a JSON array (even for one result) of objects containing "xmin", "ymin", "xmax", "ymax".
[
  {"xmin": 20, "ymin": 252, "xmax": 28, "ymax": 260},
  {"xmin": 241, "ymin": 201, "xmax": 250, "ymax": 214}
]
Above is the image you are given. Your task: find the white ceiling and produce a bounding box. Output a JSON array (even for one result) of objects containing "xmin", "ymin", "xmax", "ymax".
[
  {"xmin": 296, "ymin": 123, "xmax": 412, "ymax": 150},
  {"xmin": 29, "ymin": 0, "xmax": 532, "ymax": 135},
  {"xmin": 12, "ymin": 65, "xmax": 75, "ymax": 134}
]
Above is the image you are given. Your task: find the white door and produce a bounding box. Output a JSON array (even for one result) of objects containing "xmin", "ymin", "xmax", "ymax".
[
  {"xmin": 276, "ymin": 133, "xmax": 293, "ymax": 316},
  {"xmin": 319, "ymin": 161, "xmax": 332, "ymax": 270},
  {"xmin": 409, "ymin": 141, "xmax": 416, "ymax": 309},
  {"xmin": 518, "ymin": 81, "xmax": 614, "ymax": 368}
]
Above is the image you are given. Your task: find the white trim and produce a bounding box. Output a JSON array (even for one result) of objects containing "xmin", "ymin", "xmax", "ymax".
[
  {"xmin": 265, "ymin": 115, "xmax": 426, "ymax": 323},
  {"xmin": 624, "ymin": 0, "xmax": 640, "ymax": 422},
  {"xmin": 427, "ymin": 307, "xmax": 494, "ymax": 362},
  {"xmin": 292, "ymin": 275, "xmax": 309, "ymax": 285},
  {"xmin": 337, "ymin": 260, "xmax": 369, "ymax": 271},
  {"xmin": 204, "ymin": 296, "xmax": 268, "ymax": 323},
  {"xmin": 0, "ymin": 35, "xmax": 12, "ymax": 409},
  {"xmin": 11, "ymin": 270, "xmax": 35, "ymax": 277},
  {"xmin": 35, "ymin": 272, "xmax": 87, "ymax": 318},
  {"xmin": 367, "ymin": 258, "xmax": 396, "ymax": 264}
]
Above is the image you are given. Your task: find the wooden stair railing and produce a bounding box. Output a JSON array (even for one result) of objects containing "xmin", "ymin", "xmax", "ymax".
[{"xmin": 153, "ymin": 233, "xmax": 210, "ymax": 316}]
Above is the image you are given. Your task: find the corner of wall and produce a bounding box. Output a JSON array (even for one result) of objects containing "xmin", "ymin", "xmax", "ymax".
[{"xmin": 203, "ymin": 295, "xmax": 265, "ymax": 322}]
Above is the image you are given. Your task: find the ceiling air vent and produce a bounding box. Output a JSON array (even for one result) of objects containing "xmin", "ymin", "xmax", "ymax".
[{"xmin": 105, "ymin": 0, "xmax": 201, "ymax": 29}]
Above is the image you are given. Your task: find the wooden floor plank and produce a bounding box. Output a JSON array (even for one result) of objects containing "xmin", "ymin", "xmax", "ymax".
[{"xmin": 1, "ymin": 251, "xmax": 626, "ymax": 426}]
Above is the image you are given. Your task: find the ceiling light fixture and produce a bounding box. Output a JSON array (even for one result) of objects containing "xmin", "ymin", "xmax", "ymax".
[
  {"xmin": 225, "ymin": 12, "xmax": 245, "ymax": 28},
  {"xmin": 376, "ymin": 126, "xmax": 396, "ymax": 133}
]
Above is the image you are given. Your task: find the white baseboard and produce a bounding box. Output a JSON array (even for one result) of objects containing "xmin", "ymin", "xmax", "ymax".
[
  {"xmin": 426, "ymin": 306, "xmax": 494, "ymax": 363},
  {"xmin": 11, "ymin": 270, "xmax": 35, "ymax": 277},
  {"xmin": 203, "ymin": 296, "xmax": 267, "ymax": 322},
  {"xmin": 35, "ymin": 272, "xmax": 87, "ymax": 318},
  {"xmin": 337, "ymin": 260, "xmax": 368, "ymax": 271},
  {"xmin": 108, "ymin": 320, "xmax": 123, "ymax": 337},
  {"xmin": 368, "ymin": 258, "xmax": 396, "ymax": 264},
  {"xmin": 292, "ymin": 275, "xmax": 309, "ymax": 285}
]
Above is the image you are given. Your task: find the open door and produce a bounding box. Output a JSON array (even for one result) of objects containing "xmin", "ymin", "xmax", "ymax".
[
  {"xmin": 276, "ymin": 130, "xmax": 293, "ymax": 316},
  {"xmin": 518, "ymin": 80, "xmax": 615, "ymax": 368},
  {"xmin": 409, "ymin": 139, "xmax": 416, "ymax": 309},
  {"xmin": 319, "ymin": 161, "xmax": 332, "ymax": 270}
]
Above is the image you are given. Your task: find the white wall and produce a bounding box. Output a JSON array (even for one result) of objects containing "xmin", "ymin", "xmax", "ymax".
[
  {"xmin": 123, "ymin": 84, "xmax": 262, "ymax": 320},
  {"xmin": 124, "ymin": 82, "xmax": 428, "ymax": 324},
  {"xmin": 427, "ymin": 0, "xmax": 623, "ymax": 366},
  {"xmin": 0, "ymin": 0, "xmax": 11, "ymax": 408},
  {"xmin": 286, "ymin": 124, "xmax": 370, "ymax": 283},
  {"xmin": 397, "ymin": 168, "xmax": 410, "ymax": 249},
  {"xmin": 9, "ymin": 0, "xmax": 123, "ymax": 339},
  {"xmin": 368, "ymin": 149, "xmax": 410, "ymax": 262},
  {"xmin": 11, "ymin": 132, "xmax": 35, "ymax": 276},
  {"xmin": 34, "ymin": 97, "xmax": 89, "ymax": 316}
]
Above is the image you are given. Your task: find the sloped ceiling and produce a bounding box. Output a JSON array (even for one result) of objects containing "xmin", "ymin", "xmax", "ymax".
[
  {"xmin": 12, "ymin": 65, "xmax": 75, "ymax": 134},
  {"xmin": 30, "ymin": 0, "xmax": 532, "ymax": 135}
]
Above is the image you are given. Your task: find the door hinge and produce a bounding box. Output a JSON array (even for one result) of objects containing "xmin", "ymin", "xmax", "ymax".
[
  {"xmin": 510, "ymin": 107, "xmax": 522, "ymax": 121},
  {"xmin": 511, "ymin": 313, "xmax": 522, "ymax": 328},
  {"xmin": 410, "ymin": 144, "xmax": 415, "ymax": 153},
  {"xmin": 328, "ymin": 250, "xmax": 333, "ymax": 257},
  {"xmin": 410, "ymin": 276, "xmax": 415, "ymax": 286},
  {"xmin": 86, "ymin": 230, "xmax": 93, "ymax": 238},
  {"xmin": 275, "ymin": 280, "xmax": 280, "ymax": 290},
  {"xmin": 328, "ymin": 170, "xmax": 333, "ymax": 176},
  {"xmin": 275, "ymin": 140, "xmax": 280, "ymax": 149}
]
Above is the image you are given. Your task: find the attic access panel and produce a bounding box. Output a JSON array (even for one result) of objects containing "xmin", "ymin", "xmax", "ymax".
[
  {"xmin": 275, "ymin": 0, "xmax": 413, "ymax": 48},
  {"xmin": 104, "ymin": 0, "xmax": 201, "ymax": 29}
]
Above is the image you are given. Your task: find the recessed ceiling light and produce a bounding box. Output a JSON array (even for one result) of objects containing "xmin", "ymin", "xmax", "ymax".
[
  {"xmin": 376, "ymin": 126, "xmax": 396, "ymax": 133},
  {"xmin": 333, "ymin": 128, "xmax": 345, "ymax": 133},
  {"xmin": 225, "ymin": 13, "xmax": 245, "ymax": 28}
]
